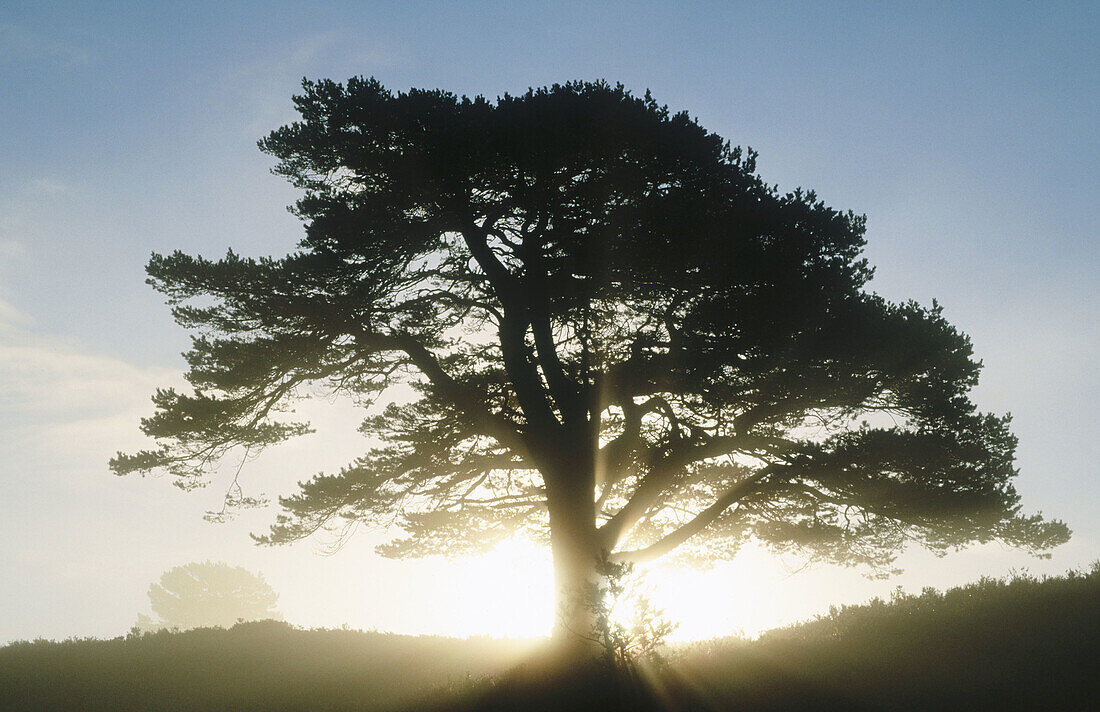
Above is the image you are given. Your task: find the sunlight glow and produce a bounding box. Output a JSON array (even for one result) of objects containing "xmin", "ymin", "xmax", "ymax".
[
  {"xmin": 389, "ymin": 542, "xmax": 840, "ymax": 641},
  {"xmin": 646, "ymin": 546, "xmax": 826, "ymax": 640},
  {"xmin": 430, "ymin": 539, "xmax": 555, "ymax": 639},
  {"xmin": 402, "ymin": 541, "xmax": 832, "ymax": 641}
]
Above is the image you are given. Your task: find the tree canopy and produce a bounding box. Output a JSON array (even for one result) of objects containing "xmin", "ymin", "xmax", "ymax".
[
  {"xmin": 113, "ymin": 78, "xmax": 1068, "ymax": 639},
  {"xmin": 138, "ymin": 561, "xmax": 281, "ymax": 631}
]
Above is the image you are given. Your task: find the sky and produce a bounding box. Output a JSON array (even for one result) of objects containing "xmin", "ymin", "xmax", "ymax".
[{"xmin": 1, "ymin": 1, "xmax": 1097, "ymax": 643}]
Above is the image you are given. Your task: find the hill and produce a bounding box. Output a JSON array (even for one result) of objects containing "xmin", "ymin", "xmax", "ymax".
[
  {"xmin": 669, "ymin": 564, "xmax": 1100, "ymax": 711},
  {"xmin": 2, "ymin": 566, "xmax": 1097, "ymax": 711},
  {"xmin": 0, "ymin": 624, "xmax": 533, "ymax": 712}
]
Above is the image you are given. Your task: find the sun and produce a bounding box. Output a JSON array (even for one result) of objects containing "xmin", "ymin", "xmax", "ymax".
[
  {"xmin": 438, "ymin": 540, "xmax": 808, "ymax": 641},
  {"xmin": 440, "ymin": 539, "xmax": 556, "ymax": 639},
  {"xmin": 357, "ymin": 535, "xmax": 820, "ymax": 641},
  {"xmin": 642, "ymin": 545, "xmax": 811, "ymax": 640}
]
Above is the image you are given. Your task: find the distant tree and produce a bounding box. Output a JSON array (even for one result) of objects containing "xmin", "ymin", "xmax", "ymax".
[
  {"xmin": 113, "ymin": 78, "xmax": 1068, "ymax": 651},
  {"xmin": 137, "ymin": 561, "xmax": 280, "ymax": 631}
]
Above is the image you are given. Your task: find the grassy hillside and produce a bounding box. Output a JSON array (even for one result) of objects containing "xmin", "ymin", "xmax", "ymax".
[
  {"xmin": 670, "ymin": 565, "xmax": 1100, "ymax": 711},
  {"xmin": 2, "ymin": 567, "xmax": 1097, "ymax": 711},
  {"xmin": 0, "ymin": 623, "xmax": 534, "ymax": 712}
]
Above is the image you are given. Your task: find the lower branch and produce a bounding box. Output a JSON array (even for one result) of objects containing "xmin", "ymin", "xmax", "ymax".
[{"xmin": 610, "ymin": 469, "xmax": 772, "ymax": 565}]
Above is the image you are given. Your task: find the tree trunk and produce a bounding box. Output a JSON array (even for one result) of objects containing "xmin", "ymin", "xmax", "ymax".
[{"xmin": 546, "ymin": 463, "xmax": 602, "ymax": 657}]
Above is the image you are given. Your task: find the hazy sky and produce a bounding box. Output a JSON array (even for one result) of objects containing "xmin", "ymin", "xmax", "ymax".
[{"xmin": 2, "ymin": 1, "xmax": 1097, "ymax": 643}]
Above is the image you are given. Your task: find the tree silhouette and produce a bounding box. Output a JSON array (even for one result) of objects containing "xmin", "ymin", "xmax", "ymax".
[
  {"xmin": 112, "ymin": 78, "xmax": 1068, "ymax": 648},
  {"xmin": 138, "ymin": 561, "xmax": 281, "ymax": 631}
]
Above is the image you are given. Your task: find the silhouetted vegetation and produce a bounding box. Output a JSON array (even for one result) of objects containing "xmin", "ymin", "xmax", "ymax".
[
  {"xmin": 4, "ymin": 567, "xmax": 1096, "ymax": 711},
  {"xmin": 584, "ymin": 556, "xmax": 679, "ymax": 671},
  {"xmin": 670, "ymin": 564, "xmax": 1100, "ymax": 711},
  {"xmin": 0, "ymin": 621, "xmax": 534, "ymax": 712}
]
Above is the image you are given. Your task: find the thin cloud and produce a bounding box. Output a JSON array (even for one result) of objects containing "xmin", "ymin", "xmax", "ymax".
[
  {"xmin": 0, "ymin": 239, "xmax": 24, "ymax": 263},
  {"xmin": 0, "ymin": 297, "xmax": 26, "ymax": 329},
  {"xmin": 224, "ymin": 31, "xmax": 407, "ymax": 138},
  {"xmin": 28, "ymin": 178, "xmax": 70, "ymax": 195},
  {"xmin": 0, "ymin": 22, "xmax": 93, "ymax": 68},
  {"xmin": 0, "ymin": 319, "xmax": 178, "ymax": 435},
  {"xmin": 0, "ymin": 178, "xmax": 76, "ymax": 272}
]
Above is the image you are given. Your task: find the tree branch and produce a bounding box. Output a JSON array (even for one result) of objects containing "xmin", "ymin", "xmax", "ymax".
[
  {"xmin": 521, "ymin": 219, "xmax": 583, "ymax": 424},
  {"xmin": 610, "ymin": 470, "xmax": 771, "ymax": 565},
  {"xmin": 596, "ymin": 432, "xmax": 791, "ymax": 550},
  {"xmin": 351, "ymin": 329, "xmax": 533, "ymax": 459},
  {"xmin": 458, "ymin": 213, "xmax": 562, "ymax": 436}
]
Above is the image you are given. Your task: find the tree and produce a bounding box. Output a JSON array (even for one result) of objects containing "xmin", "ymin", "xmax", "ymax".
[
  {"xmin": 137, "ymin": 561, "xmax": 281, "ymax": 631},
  {"xmin": 112, "ymin": 78, "xmax": 1068, "ymax": 650}
]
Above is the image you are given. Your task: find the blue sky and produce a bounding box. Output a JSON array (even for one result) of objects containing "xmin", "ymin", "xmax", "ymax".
[{"xmin": 1, "ymin": 1, "xmax": 1097, "ymax": 642}]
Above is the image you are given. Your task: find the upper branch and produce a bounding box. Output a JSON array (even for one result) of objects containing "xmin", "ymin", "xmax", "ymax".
[
  {"xmin": 459, "ymin": 213, "xmax": 562, "ymax": 437},
  {"xmin": 352, "ymin": 329, "xmax": 532, "ymax": 459},
  {"xmin": 520, "ymin": 213, "xmax": 584, "ymax": 424}
]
